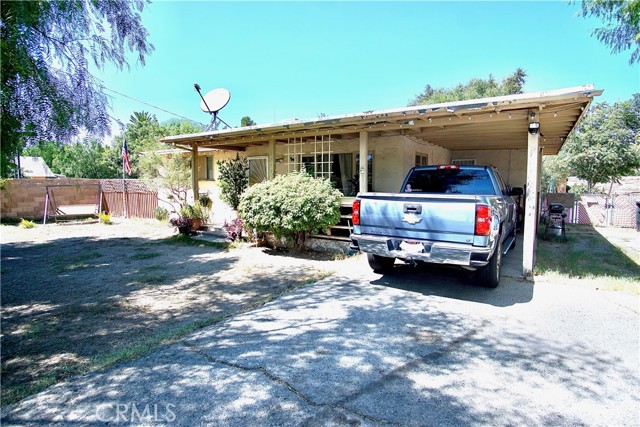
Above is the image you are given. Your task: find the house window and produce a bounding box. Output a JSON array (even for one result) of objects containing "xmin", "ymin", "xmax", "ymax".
[
  {"xmin": 452, "ymin": 159, "xmax": 476, "ymax": 166},
  {"xmin": 355, "ymin": 152, "xmax": 374, "ymax": 193},
  {"xmin": 301, "ymin": 153, "xmax": 354, "ymax": 196},
  {"xmin": 415, "ymin": 154, "xmax": 428, "ymax": 167},
  {"xmin": 206, "ymin": 156, "xmax": 214, "ymax": 180}
]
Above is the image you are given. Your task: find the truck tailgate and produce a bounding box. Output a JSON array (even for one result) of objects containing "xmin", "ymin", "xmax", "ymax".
[{"xmin": 358, "ymin": 193, "xmax": 478, "ymax": 244}]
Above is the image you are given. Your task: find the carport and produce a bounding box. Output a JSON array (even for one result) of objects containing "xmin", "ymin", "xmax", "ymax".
[{"xmin": 161, "ymin": 84, "xmax": 602, "ymax": 278}]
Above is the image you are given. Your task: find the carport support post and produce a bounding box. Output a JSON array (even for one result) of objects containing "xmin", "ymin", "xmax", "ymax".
[
  {"xmin": 268, "ymin": 139, "xmax": 276, "ymax": 179},
  {"xmin": 359, "ymin": 131, "xmax": 369, "ymax": 193},
  {"xmin": 523, "ymin": 124, "xmax": 541, "ymax": 278},
  {"xmin": 191, "ymin": 144, "xmax": 199, "ymax": 203}
]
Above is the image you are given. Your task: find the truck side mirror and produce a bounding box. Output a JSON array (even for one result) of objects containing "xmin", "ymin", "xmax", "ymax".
[{"xmin": 509, "ymin": 187, "xmax": 524, "ymax": 196}]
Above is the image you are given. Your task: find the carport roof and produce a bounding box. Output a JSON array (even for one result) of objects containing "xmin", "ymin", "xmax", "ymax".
[{"xmin": 161, "ymin": 84, "xmax": 602, "ymax": 155}]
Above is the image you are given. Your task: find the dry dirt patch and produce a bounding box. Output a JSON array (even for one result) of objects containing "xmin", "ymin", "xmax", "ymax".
[{"xmin": 0, "ymin": 219, "xmax": 356, "ymax": 404}]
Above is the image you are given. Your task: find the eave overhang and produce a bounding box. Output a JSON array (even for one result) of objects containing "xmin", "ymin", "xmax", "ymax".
[{"xmin": 160, "ymin": 84, "xmax": 602, "ymax": 156}]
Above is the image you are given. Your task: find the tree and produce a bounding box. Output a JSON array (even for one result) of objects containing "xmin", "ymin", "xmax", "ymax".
[
  {"xmin": 139, "ymin": 151, "xmax": 192, "ymax": 209},
  {"xmin": 578, "ymin": 0, "xmax": 640, "ymax": 64},
  {"xmin": 562, "ymin": 98, "xmax": 640, "ymax": 193},
  {"xmin": 240, "ymin": 116, "xmax": 256, "ymax": 127},
  {"xmin": 217, "ymin": 154, "xmax": 249, "ymax": 210},
  {"xmin": 52, "ymin": 141, "xmax": 120, "ymax": 179},
  {"xmin": 0, "ymin": 0, "xmax": 153, "ymax": 177},
  {"xmin": 410, "ymin": 68, "xmax": 526, "ymax": 105},
  {"xmin": 23, "ymin": 139, "xmax": 119, "ymax": 178}
]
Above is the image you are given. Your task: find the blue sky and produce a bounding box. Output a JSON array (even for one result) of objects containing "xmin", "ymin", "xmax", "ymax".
[{"xmin": 97, "ymin": 1, "xmax": 639, "ymax": 135}]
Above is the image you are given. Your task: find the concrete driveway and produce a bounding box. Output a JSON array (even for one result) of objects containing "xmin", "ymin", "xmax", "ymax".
[{"xmin": 3, "ymin": 245, "xmax": 639, "ymax": 426}]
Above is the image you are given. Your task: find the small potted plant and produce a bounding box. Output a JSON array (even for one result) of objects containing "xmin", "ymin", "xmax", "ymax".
[{"xmin": 170, "ymin": 215, "xmax": 192, "ymax": 235}]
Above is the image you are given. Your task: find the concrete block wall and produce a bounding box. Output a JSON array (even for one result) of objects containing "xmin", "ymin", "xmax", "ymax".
[{"xmin": 0, "ymin": 178, "xmax": 102, "ymax": 220}]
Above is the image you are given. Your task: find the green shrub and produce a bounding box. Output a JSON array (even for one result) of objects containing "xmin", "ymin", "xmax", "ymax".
[
  {"xmin": 239, "ymin": 171, "xmax": 342, "ymax": 249},
  {"xmin": 217, "ymin": 154, "xmax": 248, "ymax": 210},
  {"xmin": 19, "ymin": 218, "xmax": 36, "ymax": 229},
  {"xmin": 568, "ymin": 183, "xmax": 589, "ymax": 195},
  {"xmin": 154, "ymin": 206, "xmax": 169, "ymax": 221}
]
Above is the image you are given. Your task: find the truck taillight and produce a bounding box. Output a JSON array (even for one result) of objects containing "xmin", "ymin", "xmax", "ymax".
[
  {"xmin": 475, "ymin": 205, "xmax": 492, "ymax": 236},
  {"xmin": 352, "ymin": 200, "xmax": 361, "ymax": 225},
  {"xmin": 437, "ymin": 165, "xmax": 459, "ymax": 170}
]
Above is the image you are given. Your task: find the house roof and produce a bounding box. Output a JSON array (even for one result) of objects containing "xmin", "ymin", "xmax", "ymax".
[
  {"xmin": 19, "ymin": 156, "xmax": 56, "ymax": 178},
  {"xmin": 160, "ymin": 84, "xmax": 602, "ymax": 155}
]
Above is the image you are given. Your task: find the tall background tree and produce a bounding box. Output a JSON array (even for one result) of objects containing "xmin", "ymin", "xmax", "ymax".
[
  {"xmin": 544, "ymin": 94, "xmax": 640, "ymax": 194},
  {"xmin": 578, "ymin": 0, "xmax": 640, "ymax": 64},
  {"xmin": 410, "ymin": 68, "xmax": 526, "ymax": 105},
  {"xmin": 563, "ymin": 95, "xmax": 640, "ymax": 193},
  {"xmin": 0, "ymin": 0, "xmax": 154, "ymax": 177},
  {"xmin": 240, "ymin": 116, "xmax": 256, "ymax": 127}
]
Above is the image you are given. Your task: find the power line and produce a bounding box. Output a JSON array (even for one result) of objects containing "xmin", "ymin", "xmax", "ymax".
[
  {"xmin": 49, "ymin": 65, "xmax": 205, "ymax": 127},
  {"xmin": 101, "ymin": 85, "xmax": 205, "ymax": 127}
]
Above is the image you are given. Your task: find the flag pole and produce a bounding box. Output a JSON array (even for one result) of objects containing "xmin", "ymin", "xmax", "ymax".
[
  {"xmin": 117, "ymin": 120, "xmax": 129, "ymax": 219},
  {"xmin": 122, "ymin": 157, "xmax": 127, "ymax": 219}
]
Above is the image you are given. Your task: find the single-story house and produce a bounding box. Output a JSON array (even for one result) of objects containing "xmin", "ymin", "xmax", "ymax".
[{"xmin": 160, "ymin": 84, "xmax": 602, "ymax": 277}]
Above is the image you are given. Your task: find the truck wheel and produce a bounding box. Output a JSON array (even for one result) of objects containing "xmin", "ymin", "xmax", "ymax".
[
  {"xmin": 476, "ymin": 237, "xmax": 502, "ymax": 288},
  {"xmin": 367, "ymin": 254, "xmax": 395, "ymax": 273}
]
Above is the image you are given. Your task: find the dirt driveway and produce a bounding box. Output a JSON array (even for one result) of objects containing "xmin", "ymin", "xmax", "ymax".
[{"xmin": 0, "ymin": 219, "xmax": 355, "ymax": 404}]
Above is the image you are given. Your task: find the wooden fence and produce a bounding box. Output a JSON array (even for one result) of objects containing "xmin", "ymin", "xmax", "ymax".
[{"xmin": 100, "ymin": 180, "xmax": 158, "ymax": 219}]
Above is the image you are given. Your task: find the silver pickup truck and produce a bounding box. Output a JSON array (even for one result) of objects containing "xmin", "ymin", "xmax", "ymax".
[{"xmin": 349, "ymin": 165, "xmax": 518, "ymax": 287}]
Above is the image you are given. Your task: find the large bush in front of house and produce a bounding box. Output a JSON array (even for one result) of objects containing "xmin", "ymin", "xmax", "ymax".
[
  {"xmin": 217, "ymin": 154, "xmax": 249, "ymax": 210},
  {"xmin": 239, "ymin": 170, "xmax": 342, "ymax": 249}
]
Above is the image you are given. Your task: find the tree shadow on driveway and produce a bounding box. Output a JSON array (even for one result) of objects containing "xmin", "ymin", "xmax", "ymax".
[{"xmin": 3, "ymin": 273, "xmax": 637, "ymax": 426}]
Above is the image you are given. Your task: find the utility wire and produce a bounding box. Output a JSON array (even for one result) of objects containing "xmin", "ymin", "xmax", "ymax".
[
  {"xmin": 100, "ymin": 85, "xmax": 206, "ymax": 127},
  {"xmin": 49, "ymin": 65, "xmax": 205, "ymax": 127}
]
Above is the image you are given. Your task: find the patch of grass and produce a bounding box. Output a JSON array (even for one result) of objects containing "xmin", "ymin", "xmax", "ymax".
[
  {"xmin": 134, "ymin": 271, "xmax": 169, "ymax": 285},
  {"xmin": 129, "ymin": 252, "xmax": 161, "ymax": 260},
  {"xmin": 1, "ymin": 357, "xmax": 91, "ymax": 405},
  {"xmin": 536, "ymin": 226, "xmax": 640, "ymax": 295},
  {"xmin": 2, "ymin": 374, "xmax": 58, "ymax": 405},
  {"xmin": 51, "ymin": 252, "xmax": 103, "ymax": 273},
  {"xmin": 92, "ymin": 315, "xmax": 227, "ymax": 370},
  {"xmin": 164, "ymin": 234, "xmax": 227, "ymax": 249}
]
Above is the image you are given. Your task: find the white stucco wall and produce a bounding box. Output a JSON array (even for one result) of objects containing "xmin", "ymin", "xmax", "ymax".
[{"xmin": 451, "ymin": 149, "xmax": 527, "ymax": 188}]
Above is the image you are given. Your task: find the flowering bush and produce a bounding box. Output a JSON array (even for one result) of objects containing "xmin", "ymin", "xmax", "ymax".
[{"xmin": 239, "ymin": 170, "xmax": 341, "ymax": 249}]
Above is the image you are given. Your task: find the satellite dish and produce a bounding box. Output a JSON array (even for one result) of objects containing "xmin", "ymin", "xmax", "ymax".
[
  {"xmin": 194, "ymin": 84, "xmax": 231, "ymax": 131},
  {"xmin": 200, "ymin": 88, "xmax": 230, "ymax": 114}
]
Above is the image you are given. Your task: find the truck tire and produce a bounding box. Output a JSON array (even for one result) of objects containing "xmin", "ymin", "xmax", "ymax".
[
  {"xmin": 476, "ymin": 237, "xmax": 502, "ymax": 288},
  {"xmin": 367, "ymin": 254, "xmax": 395, "ymax": 273}
]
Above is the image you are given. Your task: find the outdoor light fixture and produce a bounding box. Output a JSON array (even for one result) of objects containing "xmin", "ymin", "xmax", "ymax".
[{"xmin": 528, "ymin": 122, "xmax": 541, "ymax": 134}]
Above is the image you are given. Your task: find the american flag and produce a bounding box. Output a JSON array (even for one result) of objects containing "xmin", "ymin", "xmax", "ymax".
[{"xmin": 121, "ymin": 138, "xmax": 132, "ymax": 176}]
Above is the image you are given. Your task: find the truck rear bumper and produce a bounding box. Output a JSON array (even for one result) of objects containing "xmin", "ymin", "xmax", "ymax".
[{"xmin": 350, "ymin": 234, "xmax": 492, "ymax": 267}]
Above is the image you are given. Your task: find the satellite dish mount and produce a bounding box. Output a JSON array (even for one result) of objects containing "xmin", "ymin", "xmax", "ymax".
[{"xmin": 194, "ymin": 84, "xmax": 231, "ymax": 131}]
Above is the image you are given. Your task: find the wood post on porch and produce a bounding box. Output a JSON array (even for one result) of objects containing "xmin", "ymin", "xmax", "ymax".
[
  {"xmin": 268, "ymin": 139, "xmax": 276, "ymax": 179},
  {"xmin": 523, "ymin": 115, "xmax": 541, "ymax": 278},
  {"xmin": 191, "ymin": 144, "xmax": 199, "ymax": 202},
  {"xmin": 359, "ymin": 131, "xmax": 368, "ymax": 194}
]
